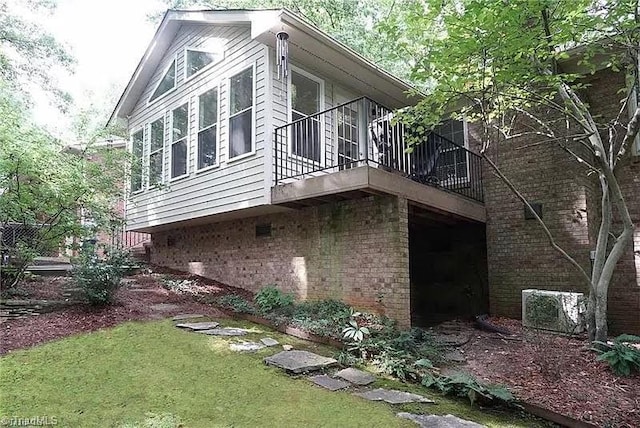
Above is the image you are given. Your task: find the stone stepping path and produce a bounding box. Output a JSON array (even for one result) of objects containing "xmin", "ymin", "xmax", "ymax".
[
  {"xmin": 309, "ymin": 375, "xmax": 350, "ymax": 391},
  {"xmin": 397, "ymin": 413, "xmax": 486, "ymax": 427},
  {"xmin": 175, "ymin": 322, "xmax": 220, "ymax": 330},
  {"xmin": 167, "ymin": 320, "xmax": 470, "ymax": 422},
  {"xmin": 171, "ymin": 314, "xmax": 205, "ymax": 321},
  {"xmin": 260, "ymin": 337, "xmax": 279, "ymax": 347},
  {"xmin": 354, "ymin": 388, "xmax": 435, "ymax": 404},
  {"xmin": 229, "ymin": 342, "xmax": 266, "ymax": 352},
  {"xmin": 334, "ymin": 367, "xmax": 376, "ymax": 386},
  {"xmin": 197, "ymin": 327, "xmax": 248, "ymax": 336},
  {"xmin": 264, "ymin": 350, "xmax": 338, "ymax": 373}
]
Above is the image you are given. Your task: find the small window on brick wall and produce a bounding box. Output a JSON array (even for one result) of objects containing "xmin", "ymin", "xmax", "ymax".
[
  {"xmin": 256, "ymin": 223, "xmax": 272, "ymax": 237},
  {"xmin": 524, "ymin": 203, "xmax": 543, "ymax": 220}
]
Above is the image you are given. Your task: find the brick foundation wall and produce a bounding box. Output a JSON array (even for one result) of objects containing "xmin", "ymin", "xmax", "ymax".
[
  {"xmin": 477, "ymin": 69, "xmax": 640, "ymax": 334},
  {"xmin": 151, "ymin": 195, "xmax": 411, "ymax": 327}
]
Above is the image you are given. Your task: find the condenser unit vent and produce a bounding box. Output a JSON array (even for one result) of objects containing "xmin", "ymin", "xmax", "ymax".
[{"xmin": 522, "ymin": 289, "xmax": 585, "ymax": 334}]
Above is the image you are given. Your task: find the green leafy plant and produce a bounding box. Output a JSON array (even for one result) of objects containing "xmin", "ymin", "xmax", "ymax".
[
  {"xmin": 593, "ymin": 334, "xmax": 640, "ymax": 376},
  {"xmin": 216, "ymin": 294, "xmax": 255, "ymax": 314},
  {"xmin": 73, "ymin": 247, "xmax": 132, "ymax": 306},
  {"xmin": 422, "ymin": 371, "xmax": 514, "ymax": 406},
  {"xmin": 342, "ymin": 310, "xmax": 370, "ymax": 342},
  {"xmin": 254, "ymin": 285, "xmax": 294, "ymax": 314}
]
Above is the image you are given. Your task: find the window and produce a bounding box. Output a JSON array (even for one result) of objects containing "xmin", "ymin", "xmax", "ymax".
[
  {"xmin": 185, "ymin": 48, "xmax": 222, "ymax": 79},
  {"xmin": 432, "ymin": 119, "xmax": 468, "ymax": 182},
  {"xmin": 197, "ymin": 87, "xmax": 218, "ymax": 169},
  {"xmin": 290, "ymin": 69, "xmax": 322, "ymax": 162},
  {"xmin": 228, "ymin": 67, "xmax": 253, "ymax": 159},
  {"xmin": 149, "ymin": 60, "xmax": 176, "ymax": 102},
  {"xmin": 149, "ymin": 117, "xmax": 164, "ymax": 187},
  {"xmin": 170, "ymin": 104, "xmax": 188, "ymax": 179},
  {"xmin": 130, "ymin": 129, "xmax": 144, "ymax": 192}
]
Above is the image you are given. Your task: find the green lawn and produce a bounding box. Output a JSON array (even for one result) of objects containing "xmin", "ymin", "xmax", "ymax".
[{"xmin": 0, "ymin": 319, "xmax": 547, "ymax": 427}]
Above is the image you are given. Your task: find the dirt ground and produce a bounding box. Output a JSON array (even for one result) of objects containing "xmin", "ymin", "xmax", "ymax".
[{"xmin": 1, "ymin": 270, "xmax": 638, "ymax": 427}]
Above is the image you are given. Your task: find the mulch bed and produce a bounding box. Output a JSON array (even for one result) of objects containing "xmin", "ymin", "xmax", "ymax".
[
  {"xmin": 0, "ymin": 268, "xmax": 238, "ymax": 355},
  {"xmin": 461, "ymin": 317, "xmax": 640, "ymax": 428}
]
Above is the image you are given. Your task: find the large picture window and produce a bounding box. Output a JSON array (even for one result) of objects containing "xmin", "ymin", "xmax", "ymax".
[
  {"xmin": 198, "ymin": 87, "xmax": 218, "ymax": 169},
  {"xmin": 171, "ymin": 104, "xmax": 188, "ymax": 179},
  {"xmin": 130, "ymin": 129, "xmax": 144, "ymax": 192},
  {"xmin": 185, "ymin": 48, "xmax": 223, "ymax": 79},
  {"xmin": 149, "ymin": 60, "xmax": 176, "ymax": 103},
  {"xmin": 290, "ymin": 69, "xmax": 322, "ymax": 162},
  {"xmin": 228, "ymin": 67, "xmax": 253, "ymax": 159},
  {"xmin": 149, "ymin": 117, "xmax": 164, "ymax": 187}
]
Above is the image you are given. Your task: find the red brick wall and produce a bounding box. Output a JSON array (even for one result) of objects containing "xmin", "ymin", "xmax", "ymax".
[
  {"xmin": 150, "ymin": 195, "xmax": 411, "ymax": 326},
  {"xmin": 478, "ymin": 69, "xmax": 640, "ymax": 334}
]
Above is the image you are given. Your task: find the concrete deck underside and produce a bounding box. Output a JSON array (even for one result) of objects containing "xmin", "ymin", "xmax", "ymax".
[{"xmin": 271, "ymin": 166, "xmax": 486, "ymax": 223}]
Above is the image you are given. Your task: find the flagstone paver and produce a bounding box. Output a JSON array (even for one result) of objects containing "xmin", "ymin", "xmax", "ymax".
[
  {"xmin": 175, "ymin": 322, "xmax": 220, "ymax": 330},
  {"xmin": 309, "ymin": 375, "xmax": 350, "ymax": 391},
  {"xmin": 171, "ymin": 314, "xmax": 205, "ymax": 321},
  {"xmin": 260, "ymin": 337, "xmax": 279, "ymax": 347},
  {"xmin": 334, "ymin": 367, "xmax": 376, "ymax": 386},
  {"xmin": 150, "ymin": 303, "xmax": 180, "ymax": 312},
  {"xmin": 197, "ymin": 327, "xmax": 248, "ymax": 336},
  {"xmin": 264, "ymin": 350, "xmax": 338, "ymax": 373},
  {"xmin": 229, "ymin": 342, "xmax": 266, "ymax": 352},
  {"xmin": 397, "ymin": 413, "xmax": 485, "ymax": 427},
  {"xmin": 354, "ymin": 388, "xmax": 435, "ymax": 404}
]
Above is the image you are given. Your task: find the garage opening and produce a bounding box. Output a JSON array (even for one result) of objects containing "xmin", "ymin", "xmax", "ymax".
[{"xmin": 409, "ymin": 205, "xmax": 489, "ymax": 327}]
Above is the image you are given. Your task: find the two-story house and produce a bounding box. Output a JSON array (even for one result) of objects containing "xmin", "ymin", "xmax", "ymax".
[{"xmin": 109, "ymin": 9, "xmax": 638, "ymax": 333}]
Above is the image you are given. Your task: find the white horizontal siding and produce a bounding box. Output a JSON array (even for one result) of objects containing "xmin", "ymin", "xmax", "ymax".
[{"xmin": 126, "ymin": 23, "xmax": 269, "ymax": 230}]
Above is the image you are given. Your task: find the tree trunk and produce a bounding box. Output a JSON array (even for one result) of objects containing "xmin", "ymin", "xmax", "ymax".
[{"xmin": 594, "ymin": 285, "xmax": 609, "ymax": 341}]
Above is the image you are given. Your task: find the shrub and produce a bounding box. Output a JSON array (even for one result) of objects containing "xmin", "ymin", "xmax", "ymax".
[
  {"xmin": 593, "ymin": 334, "xmax": 640, "ymax": 376},
  {"xmin": 254, "ymin": 285, "xmax": 294, "ymax": 313},
  {"xmin": 73, "ymin": 248, "xmax": 132, "ymax": 305},
  {"xmin": 216, "ymin": 294, "xmax": 255, "ymax": 314}
]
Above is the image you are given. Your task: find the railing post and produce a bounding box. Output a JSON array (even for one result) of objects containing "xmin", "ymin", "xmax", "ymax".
[
  {"xmin": 274, "ymin": 129, "xmax": 278, "ymax": 185},
  {"xmin": 359, "ymin": 98, "xmax": 369, "ymax": 165}
]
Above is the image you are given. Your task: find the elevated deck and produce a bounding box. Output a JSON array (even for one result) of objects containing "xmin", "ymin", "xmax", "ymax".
[{"xmin": 271, "ymin": 165, "xmax": 485, "ymax": 223}]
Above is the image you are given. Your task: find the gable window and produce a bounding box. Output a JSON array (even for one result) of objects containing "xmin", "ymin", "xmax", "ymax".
[
  {"xmin": 185, "ymin": 48, "xmax": 222, "ymax": 80},
  {"xmin": 198, "ymin": 87, "xmax": 218, "ymax": 169},
  {"xmin": 149, "ymin": 60, "xmax": 176, "ymax": 103},
  {"xmin": 170, "ymin": 103, "xmax": 188, "ymax": 179},
  {"xmin": 290, "ymin": 69, "xmax": 323, "ymax": 162},
  {"xmin": 432, "ymin": 119, "xmax": 468, "ymax": 182},
  {"xmin": 149, "ymin": 117, "xmax": 164, "ymax": 187},
  {"xmin": 130, "ymin": 129, "xmax": 144, "ymax": 192},
  {"xmin": 228, "ymin": 67, "xmax": 253, "ymax": 159}
]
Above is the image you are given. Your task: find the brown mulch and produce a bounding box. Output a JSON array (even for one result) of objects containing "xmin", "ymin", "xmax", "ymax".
[
  {"xmin": 0, "ymin": 268, "xmax": 246, "ymax": 355},
  {"xmin": 460, "ymin": 317, "xmax": 640, "ymax": 428}
]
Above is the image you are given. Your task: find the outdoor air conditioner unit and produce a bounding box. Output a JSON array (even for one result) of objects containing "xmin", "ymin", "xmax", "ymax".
[{"xmin": 522, "ymin": 289, "xmax": 586, "ymax": 334}]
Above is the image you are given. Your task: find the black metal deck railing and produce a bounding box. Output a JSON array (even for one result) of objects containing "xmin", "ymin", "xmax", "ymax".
[{"xmin": 273, "ymin": 97, "xmax": 484, "ymax": 203}]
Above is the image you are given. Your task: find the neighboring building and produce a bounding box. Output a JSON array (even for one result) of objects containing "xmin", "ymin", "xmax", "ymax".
[{"xmin": 109, "ymin": 9, "xmax": 638, "ymax": 333}]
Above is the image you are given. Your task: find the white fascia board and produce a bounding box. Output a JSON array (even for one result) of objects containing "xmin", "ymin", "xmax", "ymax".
[
  {"xmin": 276, "ymin": 9, "xmax": 417, "ymax": 97},
  {"xmin": 109, "ymin": 10, "xmax": 281, "ymax": 126}
]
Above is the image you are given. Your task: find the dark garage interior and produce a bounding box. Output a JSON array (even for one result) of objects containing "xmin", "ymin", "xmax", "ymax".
[{"xmin": 408, "ymin": 205, "xmax": 489, "ymax": 327}]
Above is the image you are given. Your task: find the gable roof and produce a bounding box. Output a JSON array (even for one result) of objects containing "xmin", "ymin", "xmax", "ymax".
[{"xmin": 108, "ymin": 8, "xmax": 417, "ymax": 125}]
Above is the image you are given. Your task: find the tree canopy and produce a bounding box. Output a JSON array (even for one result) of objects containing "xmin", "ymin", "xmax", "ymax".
[
  {"xmin": 383, "ymin": 0, "xmax": 639, "ymax": 341},
  {"xmin": 0, "ymin": 0, "xmax": 74, "ymax": 107}
]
